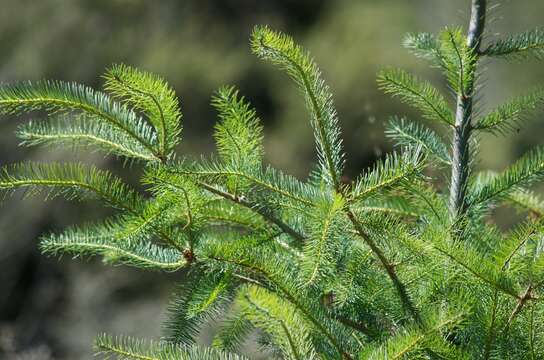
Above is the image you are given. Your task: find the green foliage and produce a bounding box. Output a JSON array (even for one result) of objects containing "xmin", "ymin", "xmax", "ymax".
[
  {"xmin": 238, "ymin": 285, "xmax": 317, "ymax": 359},
  {"xmin": 17, "ymin": 115, "xmax": 158, "ymax": 161},
  {"xmin": 377, "ymin": 2, "xmax": 544, "ymax": 359},
  {"xmin": 301, "ymin": 194, "xmax": 345, "ymax": 285},
  {"xmin": 95, "ymin": 334, "xmax": 247, "ymax": 360},
  {"xmin": 103, "ymin": 63, "xmax": 182, "ymax": 159},
  {"xmin": 212, "ymin": 85, "xmax": 264, "ymax": 169},
  {"xmin": 350, "ymin": 146, "xmax": 424, "ymax": 202},
  {"xmin": 436, "ymin": 27, "xmax": 478, "ymax": 95},
  {"xmin": 0, "ymin": 162, "xmax": 144, "ymax": 210},
  {"xmin": 484, "ymin": 28, "xmax": 544, "ymax": 60},
  {"xmin": 377, "ymin": 68, "xmax": 454, "ymax": 126},
  {"xmin": 359, "ymin": 310, "xmax": 468, "ymax": 360},
  {"xmin": 0, "ymin": 80, "xmax": 161, "ymax": 161},
  {"xmin": 403, "ymin": 27, "xmax": 478, "ymax": 95},
  {"xmin": 163, "ymin": 270, "xmax": 234, "ymax": 345},
  {"xmin": 40, "ymin": 219, "xmax": 186, "ymax": 271},
  {"xmin": 507, "ymin": 189, "xmax": 544, "ymax": 217},
  {"xmin": 469, "ymin": 147, "xmax": 544, "ymax": 207},
  {"xmin": 386, "ymin": 117, "xmax": 450, "ymax": 165},
  {"xmin": 251, "ymin": 25, "xmax": 344, "ymax": 189},
  {"xmin": 403, "ymin": 32, "xmax": 440, "ymax": 61},
  {"xmin": 476, "ymin": 87, "xmax": 544, "ymax": 135},
  {"xmin": 2, "ymin": 4, "xmax": 544, "ymax": 359}
]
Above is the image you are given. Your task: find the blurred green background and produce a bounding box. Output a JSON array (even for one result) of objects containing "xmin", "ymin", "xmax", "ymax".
[{"xmin": 1, "ymin": 0, "xmax": 543, "ymax": 358}]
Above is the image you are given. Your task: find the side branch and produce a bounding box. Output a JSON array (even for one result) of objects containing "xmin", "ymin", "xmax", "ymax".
[
  {"xmin": 504, "ymin": 285, "xmax": 535, "ymax": 333},
  {"xmin": 345, "ymin": 209, "xmax": 422, "ymax": 325},
  {"xmin": 113, "ymin": 75, "xmax": 168, "ymax": 161},
  {"xmin": 198, "ymin": 182, "xmax": 305, "ymax": 243},
  {"xmin": 208, "ymin": 255, "xmax": 353, "ymax": 360}
]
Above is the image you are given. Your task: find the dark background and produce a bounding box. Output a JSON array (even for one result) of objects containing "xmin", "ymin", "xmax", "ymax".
[{"xmin": 1, "ymin": 0, "xmax": 543, "ymax": 358}]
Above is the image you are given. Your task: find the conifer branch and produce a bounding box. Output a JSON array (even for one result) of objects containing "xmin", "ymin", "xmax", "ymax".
[
  {"xmin": 95, "ymin": 334, "xmax": 247, "ymax": 360},
  {"xmin": 212, "ymin": 314, "xmax": 254, "ymax": 352},
  {"xmin": 504, "ymin": 285, "xmax": 535, "ymax": 333},
  {"xmin": 103, "ymin": 64, "xmax": 183, "ymax": 158},
  {"xmin": 434, "ymin": 246, "xmax": 519, "ymax": 299},
  {"xmin": 171, "ymin": 165, "xmax": 314, "ymax": 207},
  {"xmin": 360, "ymin": 311, "xmax": 465, "ymax": 360},
  {"xmin": 469, "ymin": 147, "xmax": 544, "ymax": 207},
  {"xmin": 241, "ymin": 291, "xmax": 305, "ymax": 360},
  {"xmin": 0, "ymin": 81, "xmax": 162, "ymax": 161},
  {"xmin": 377, "ymin": 69, "xmax": 454, "ymax": 127},
  {"xmin": 386, "ymin": 117, "xmax": 451, "ymax": 165},
  {"xmin": 483, "ymin": 223, "xmax": 535, "ymax": 358},
  {"xmin": 212, "ymin": 86, "xmax": 264, "ymax": 168},
  {"xmin": 161, "ymin": 272, "xmax": 232, "ymax": 345},
  {"xmin": 483, "ymin": 28, "xmax": 544, "ymax": 60},
  {"xmin": 0, "ymin": 162, "xmax": 143, "ymax": 210},
  {"xmin": 251, "ymin": 26, "xmax": 344, "ymax": 190},
  {"xmin": 303, "ymin": 195, "xmax": 344, "ymax": 285},
  {"xmin": 507, "ymin": 189, "xmax": 544, "ymax": 217},
  {"xmin": 0, "ymin": 162, "xmax": 181, "ymax": 250},
  {"xmin": 148, "ymin": 169, "xmax": 302, "ymax": 251},
  {"xmin": 207, "ymin": 254, "xmax": 353, "ymax": 360},
  {"xmin": 111, "ymin": 74, "xmax": 168, "ymax": 161},
  {"xmin": 192, "ymin": 181, "xmax": 305, "ymax": 243},
  {"xmin": 345, "ymin": 209, "xmax": 422, "ymax": 325},
  {"xmin": 447, "ymin": 31, "xmax": 467, "ymax": 97},
  {"xmin": 17, "ymin": 116, "xmax": 158, "ymax": 162},
  {"xmin": 40, "ymin": 226, "xmax": 187, "ymax": 271},
  {"xmin": 403, "ymin": 32, "xmax": 441, "ymax": 61},
  {"xmin": 475, "ymin": 87, "xmax": 544, "ymax": 134},
  {"xmin": 350, "ymin": 146, "xmax": 424, "ymax": 202}
]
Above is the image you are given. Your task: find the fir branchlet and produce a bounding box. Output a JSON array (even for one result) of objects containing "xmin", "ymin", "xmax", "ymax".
[
  {"xmin": 475, "ymin": 87, "xmax": 544, "ymax": 135},
  {"xmin": 103, "ymin": 63, "xmax": 183, "ymax": 160},
  {"xmin": 403, "ymin": 32, "xmax": 441, "ymax": 62},
  {"xmin": 377, "ymin": 68, "xmax": 455, "ymax": 127},
  {"xmin": 251, "ymin": 25, "xmax": 345, "ymax": 190},
  {"xmin": 386, "ymin": 117, "xmax": 451, "ymax": 165},
  {"xmin": 469, "ymin": 147, "xmax": 544, "ymax": 207},
  {"xmin": 0, "ymin": 80, "xmax": 162, "ymax": 161},
  {"xmin": 212, "ymin": 85, "xmax": 264, "ymax": 169},
  {"xmin": 40, "ymin": 221, "xmax": 187, "ymax": 271},
  {"xmin": 94, "ymin": 334, "xmax": 248, "ymax": 360},
  {"xmin": 484, "ymin": 28, "xmax": 544, "ymax": 60},
  {"xmin": 17, "ymin": 115, "xmax": 158, "ymax": 162}
]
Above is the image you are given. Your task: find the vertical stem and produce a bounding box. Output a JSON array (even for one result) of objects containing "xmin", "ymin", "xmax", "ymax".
[{"xmin": 448, "ymin": 0, "xmax": 487, "ymax": 219}]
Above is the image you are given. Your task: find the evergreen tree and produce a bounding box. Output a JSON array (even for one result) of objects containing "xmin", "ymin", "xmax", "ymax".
[{"xmin": 1, "ymin": 1, "xmax": 544, "ymax": 358}]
